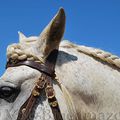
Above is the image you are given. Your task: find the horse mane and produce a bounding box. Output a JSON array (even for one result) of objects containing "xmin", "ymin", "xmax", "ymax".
[
  {"xmin": 60, "ymin": 40, "xmax": 120, "ymax": 69},
  {"xmin": 7, "ymin": 40, "xmax": 120, "ymax": 69}
]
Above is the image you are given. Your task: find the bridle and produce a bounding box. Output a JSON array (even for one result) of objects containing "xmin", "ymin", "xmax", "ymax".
[{"xmin": 6, "ymin": 49, "xmax": 63, "ymax": 120}]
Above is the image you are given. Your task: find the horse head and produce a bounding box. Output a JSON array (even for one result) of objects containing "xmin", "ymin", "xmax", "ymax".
[{"xmin": 0, "ymin": 8, "xmax": 67, "ymax": 120}]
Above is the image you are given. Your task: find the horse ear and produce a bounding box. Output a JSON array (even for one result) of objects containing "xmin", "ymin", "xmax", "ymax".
[
  {"xmin": 38, "ymin": 8, "xmax": 66, "ymax": 56},
  {"xmin": 18, "ymin": 31, "xmax": 27, "ymax": 43}
]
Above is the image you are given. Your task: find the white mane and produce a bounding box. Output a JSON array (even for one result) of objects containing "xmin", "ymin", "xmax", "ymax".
[
  {"xmin": 7, "ymin": 37, "xmax": 43, "ymax": 63},
  {"xmin": 7, "ymin": 39, "xmax": 120, "ymax": 69},
  {"xmin": 61, "ymin": 40, "xmax": 120, "ymax": 69}
]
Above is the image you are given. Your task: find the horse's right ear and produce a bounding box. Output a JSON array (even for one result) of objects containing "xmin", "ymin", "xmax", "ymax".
[
  {"xmin": 37, "ymin": 8, "xmax": 66, "ymax": 58},
  {"xmin": 18, "ymin": 31, "xmax": 27, "ymax": 43}
]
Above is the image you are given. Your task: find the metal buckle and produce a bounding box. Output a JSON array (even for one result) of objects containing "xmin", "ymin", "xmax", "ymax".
[
  {"xmin": 32, "ymin": 90, "xmax": 40, "ymax": 97},
  {"xmin": 35, "ymin": 76, "xmax": 46, "ymax": 89},
  {"xmin": 45, "ymin": 86, "xmax": 55, "ymax": 99},
  {"xmin": 49, "ymin": 101, "xmax": 58, "ymax": 107}
]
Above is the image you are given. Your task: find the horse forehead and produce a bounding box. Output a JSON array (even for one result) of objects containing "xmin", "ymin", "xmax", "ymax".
[{"xmin": 0, "ymin": 66, "xmax": 40, "ymax": 84}]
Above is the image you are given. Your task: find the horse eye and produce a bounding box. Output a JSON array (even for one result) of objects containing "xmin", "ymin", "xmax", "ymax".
[
  {"xmin": 0, "ymin": 86, "xmax": 15, "ymax": 98},
  {"xmin": 0, "ymin": 86, "xmax": 20, "ymax": 102}
]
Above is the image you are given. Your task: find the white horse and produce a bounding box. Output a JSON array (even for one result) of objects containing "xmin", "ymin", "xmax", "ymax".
[{"xmin": 0, "ymin": 8, "xmax": 120, "ymax": 120}]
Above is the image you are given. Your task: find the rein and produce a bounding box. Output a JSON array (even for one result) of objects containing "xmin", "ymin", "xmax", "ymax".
[{"xmin": 6, "ymin": 50, "xmax": 63, "ymax": 120}]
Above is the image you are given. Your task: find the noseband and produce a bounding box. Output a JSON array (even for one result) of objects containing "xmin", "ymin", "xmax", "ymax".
[{"xmin": 6, "ymin": 50, "xmax": 63, "ymax": 120}]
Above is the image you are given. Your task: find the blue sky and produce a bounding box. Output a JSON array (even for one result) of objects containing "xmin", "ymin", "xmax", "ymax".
[{"xmin": 0, "ymin": 0, "xmax": 120, "ymax": 76}]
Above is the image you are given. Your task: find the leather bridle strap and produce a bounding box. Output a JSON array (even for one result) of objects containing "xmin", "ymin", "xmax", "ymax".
[
  {"xmin": 6, "ymin": 60, "xmax": 54, "ymax": 77},
  {"xmin": 8, "ymin": 50, "xmax": 63, "ymax": 120}
]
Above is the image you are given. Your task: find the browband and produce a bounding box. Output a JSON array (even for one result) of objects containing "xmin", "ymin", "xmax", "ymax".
[{"xmin": 6, "ymin": 60, "xmax": 55, "ymax": 77}]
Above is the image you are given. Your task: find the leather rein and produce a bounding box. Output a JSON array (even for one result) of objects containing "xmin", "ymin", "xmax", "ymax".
[{"xmin": 6, "ymin": 50, "xmax": 63, "ymax": 120}]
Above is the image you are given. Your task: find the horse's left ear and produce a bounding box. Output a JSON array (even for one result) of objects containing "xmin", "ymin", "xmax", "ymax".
[
  {"xmin": 18, "ymin": 31, "xmax": 27, "ymax": 43},
  {"xmin": 37, "ymin": 8, "xmax": 66, "ymax": 57}
]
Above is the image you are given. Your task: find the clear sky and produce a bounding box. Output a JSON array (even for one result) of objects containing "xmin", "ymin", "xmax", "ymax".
[{"xmin": 0, "ymin": 0, "xmax": 120, "ymax": 76}]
